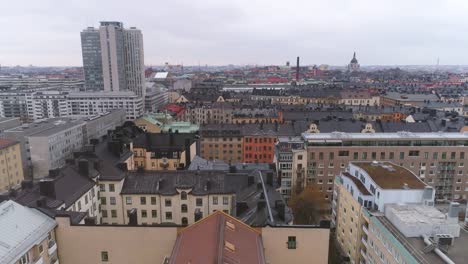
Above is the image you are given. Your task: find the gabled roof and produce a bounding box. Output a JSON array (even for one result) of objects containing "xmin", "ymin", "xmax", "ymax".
[
  {"xmin": 169, "ymin": 211, "xmax": 265, "ymax": 264},
  {"xmin": 14, "ymin": 166, "xmax": 96, "ymax": 209},
  {"xmin": 0, "ymin": 201, "xmax": 56, "ymax": 264}
]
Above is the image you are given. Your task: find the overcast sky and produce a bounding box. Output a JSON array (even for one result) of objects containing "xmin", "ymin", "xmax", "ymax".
[{"xmin": 2, "ymin": 0, "xmax": 468, "ymax": 66}]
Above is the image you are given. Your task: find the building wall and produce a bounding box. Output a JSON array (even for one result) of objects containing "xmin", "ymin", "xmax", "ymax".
[
  {"xmin": 13, "ymin": 229, "xmax": 58, "ymax": 264},
  {"xmin": 133, "ymin": 141, "xmax": 196, "ymax": 170},
  {"xmin": 120, "ymin": 192, "xmax": 234, "ymax": 225},
  {"xmin": 334, "ymin": 182, "xmax": 365, "ymax": 264},
  {"xmin": 200, "ymin": 136, "xmax": 244, "ymax": 163},
  {"xmin": 64, "ymin": 184, "xmax": 101, "ymax": 223},
  {"xmin": 300, "ymin": 145, "xmax": 468, "ymax": 201},
  {"xmin": 55, "ymin": 217, "xmax": 177, "ymax": 264},
  {"xmin": 243, "ymin": 136, "xmax": 276, "ymax": 163},
  {"xmin": 84, "ymin": 110, "xmax": 126, "ymax": 143},
  {"xmin": 261, "ymin": 226, "xmax": 330, "ymax": 264},
  {"xmin": 28, "ymin": 123, "xmax": 84, "ymax": 179},
  {"xmin": 100, "ymin": 180, "xmax": 126, "ymax": 225},
  {"xmin": 0, "ymin": 142, "xmax": 24, "ymax": 192}
]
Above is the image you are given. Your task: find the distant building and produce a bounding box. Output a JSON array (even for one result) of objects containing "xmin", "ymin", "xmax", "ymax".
[
  {"xmin": 81, "ymin": 22, "xmax": 145, "ymax": 99},
  {"xmin": 0, "ymin": 139, "xmax": 24, "ymax": 193},
  {"xmin": 132, "ymin": 133, "xmax": 197, "ymax": 170},
  {"xmin": 348, "ymin": 52, "xmax": 360, "ymax": 72},
  {"xmin": 144, "ymin": 83, "xmax": 168, "ymax": 113}
]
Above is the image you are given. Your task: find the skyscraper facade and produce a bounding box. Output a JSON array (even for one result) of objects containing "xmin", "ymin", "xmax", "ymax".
[
  {"xmin": 81, "ymin": 27, "xmax": 104, "ymax": 91},
  {"xmin": 80, "ymin": 21, "xmax": 145, "ymax": 98}
]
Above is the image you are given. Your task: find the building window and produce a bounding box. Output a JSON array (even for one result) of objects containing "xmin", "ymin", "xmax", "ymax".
[
  {"xmin": 182, "ymin": 217, "xmax": 188, "ymax": 226},
  {"xmin": 196, "ymin": 198, "xmax": 203, "ymax": 206},
  {"xmin": 140, "ymin": 197, "xmax": 146, "ymax": 205},
  {"xmin": 99, "ymin": 184, "xmax": 105, "ymax": 192},
  {"xmin": 287, "ymin": 236, "xmax": 297, "ymax": 249},
  {"xmin": 166, "ymin": 212, "xmax": 172, "ymax": 220},
  {"xmin": 111, "ymin": 210, "xmax": 117, "ymax": 218},
  {"xmin": 110, "ymin": 197, "xmax": 116, "ymax": 205},
  {"xmin": 151, "ymin": 210, "xmax": 157, "ymax": 218},
  {"xmin": 181, "ymin": 191, "xmax": 187, "ymax": 200},
  {"xmin": 126, "ymin": 197, "xmax": 132, "ymax": 205},
  {"xmin": 100, "ymin": 197, "xmax": 106, "ymax": 205},
  {"xmin": 181, "ymin": 204, "xmax": 188, "ymax": 213},
  {"xmin": 151, "ymin": 197, "xmax": 156, "ymax": 205},
  {"xmin": 141, "ymin": 210, "xmax": 147, "ymax": 218},
  {"xmin": 165, "ymin": 199, "xmax": 171, "ymax": 207},
  {"xmin": 102, "ymin": 210, "xmax": 108, "ymax": 218},
  {"xmin": 38, "ymin": 244, "xmax": 43, "ymax": 254},
  {"xmin": 101, "ymin": 251, "xmax": 109, "ymax": 262},
  {"xmin": 109, "ymin": 184, "xmax": 115, "ymax": 192},
  {"xmin": 399, "ymin": 152, "xmax": 405, "ymax": 160},
  {"xmin": 212, "ymin": 196, "xmax": 218, "ymax": 205},
  {"xmin": 223, "ymin": 197, "xmax": 229, "ymax": 205}
]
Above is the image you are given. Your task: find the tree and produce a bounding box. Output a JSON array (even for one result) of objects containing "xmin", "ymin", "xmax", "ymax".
[{"xmin": 288, "ymin": 184, "xmax": 327, "ymax": 225}]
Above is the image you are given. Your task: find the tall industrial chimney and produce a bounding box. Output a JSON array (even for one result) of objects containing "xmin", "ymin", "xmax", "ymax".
[{"xmin": 296, "ymin": 56, "xmax": 300, "ymax": 81}]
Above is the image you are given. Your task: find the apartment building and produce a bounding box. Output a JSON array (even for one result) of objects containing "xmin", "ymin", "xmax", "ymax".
[
  {"xmin": 0, "ymin": 139, "xmax": 24, "ymax": 193},
  {"xmin": 339, "ymin": 91, "xmax": 380, "ymax": 106},
  {"xmin": 26, "ymin": 119, "xmax": 84, "ymax": 178},
  {"xmin": 132, "ymin": 133, "xmax": 197, "ymax": 170},
  {"xmin": 0, "ymin": 90, "xmax": 143, "ymax": 121},
  {"xmin": 200, "ymin": 125, "xmax": 244, "ymax": 163},
  {"xmin": 333, "ymin": 162, "xmax": 466, "ymax": 264},
  {"xmin": 12, "ymin": 160, "xmax": 100, "ymax": 223},
  {"xmin": 283, "ymin": 132, "xmax": 468, "ymax": 202},
  {"xmin": 144, "ymin": 83, "xmax": 168, "ymax": 112},
  {"xmin": 82, "ymin": 109, "xmax": 126, "ymax": 144},
  {"xmin": 81, "ymin": 21, "xmax": 146, "ymax": 98},
  {"xmin": 55, "ymin": 210, "xmax": 329, "ymax": 264},
  {"xmin": 0, "ymin": 200, "xmax": 58, "ymax": 264},
  {"xmin": 67, "ymin": 91, "xmax": 143, "ymax": 120}
]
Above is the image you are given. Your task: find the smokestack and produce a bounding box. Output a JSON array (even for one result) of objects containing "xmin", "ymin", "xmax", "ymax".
[{"xmin": 296, "ymin": 56, "xmax": 300, "ymax": 81}]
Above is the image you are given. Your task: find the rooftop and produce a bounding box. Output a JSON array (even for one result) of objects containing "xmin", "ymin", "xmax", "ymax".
[
  {"xmin": 302, "ymin": 131, "xmax": 468, "ymax": 141},
  {"xmin": 5, "ymin": 118, "xmax": 85, "ymax": 137},
  {"xmin": 169, "ymin": 211, "xmax": 265, "ymax": 263},
  {"xmin": 0, "ymin": 201, "xmax": 56, "ymax": 264},
  {"xmin": 341, "ymin": 172, "xmax": 371, "ymax": 195},
  {"xmin": 0, "ymin": 138, "xmax": 18, "ymax": 150},
  {"xmin": 353, "ymin": 162, "xmax": 426, "ymax": 190}
]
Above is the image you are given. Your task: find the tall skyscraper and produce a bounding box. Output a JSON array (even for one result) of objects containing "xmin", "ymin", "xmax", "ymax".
[
  {"xmin": 81, "ymin": 27, "xmax": 104, "ymax": 91},
  {"xmin": 80, "ymin": 21, "xmax": 145, "ymax": 98}
]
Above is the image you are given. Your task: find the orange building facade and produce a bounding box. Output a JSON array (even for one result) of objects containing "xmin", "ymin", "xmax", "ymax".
[{"xmin": 243, "ymin": 136, "xmax": 277, "ymax": 163}]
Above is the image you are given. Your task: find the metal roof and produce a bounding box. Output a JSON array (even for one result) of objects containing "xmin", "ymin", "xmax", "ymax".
[
  {"xmin": 302, "ymin": 131, "xmax": 468, "ymax": 140},
  {"xmin": 0, "ymin": 201, "xmax": 56, "ymax": 264}
]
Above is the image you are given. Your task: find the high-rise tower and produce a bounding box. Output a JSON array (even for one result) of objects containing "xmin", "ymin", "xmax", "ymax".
[{"xmin": 80, "ymin": 21, "xmax": 145, "ymax": 98}]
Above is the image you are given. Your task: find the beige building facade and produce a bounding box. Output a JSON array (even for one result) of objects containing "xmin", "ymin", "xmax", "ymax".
[
  {"xmin": 0, "ymin": 139, "xmax": 24, "ymax": 193},
  {"xmin": 289, "ymin": 132, "xmax": 468, "ymax": 202}
]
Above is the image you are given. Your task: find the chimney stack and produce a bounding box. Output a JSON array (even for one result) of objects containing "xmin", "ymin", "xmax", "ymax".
[
  {"xmin": 296, "ymin": 56, "xmax": 300, "ymax": 81},
  {"xmin": 39, "ymin": 179, "xmax": 56, "ymax": 199}
]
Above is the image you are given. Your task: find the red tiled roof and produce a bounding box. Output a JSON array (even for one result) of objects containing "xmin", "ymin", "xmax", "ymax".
[
  {"xmin": 0, "ymin": 139, "xmax": 18, "ymax": 150},
  {"xmin": 169, "ymin": 211, "xmax": 265, "ymax": 264}
]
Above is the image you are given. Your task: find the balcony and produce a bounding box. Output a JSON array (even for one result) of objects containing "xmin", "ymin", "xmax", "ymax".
[
  {"xmin": 361, "ymin": 237, "xmax": 368, "ymax": 248},
  {"xmin": 33, "ymin": 257, "xmax": 44, "ymax": 264},
  {"xmin": 362, "ymin": 224, "xmax": 369, "ymax": 235},
  {"xmin": 48, "ymin": 240, "xmax": 57, "ymax": 255},
  {"xmin": 360, "ymin": 249, "xmax": 367, "ymax": 259}
]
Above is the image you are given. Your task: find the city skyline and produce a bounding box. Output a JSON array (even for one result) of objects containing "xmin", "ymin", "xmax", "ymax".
[{"xmin": 2, "ymin": 0, "xmax": 468, "ymax": 66}]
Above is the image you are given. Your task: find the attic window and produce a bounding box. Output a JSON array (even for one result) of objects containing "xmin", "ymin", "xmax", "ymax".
[
  {"xmin": 224, "ymin": 241, "xmax": 236, "ymax": 252},
  {"xmin": 226, "ymin": 221, "xmax": 235, "ymax": 231}
]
